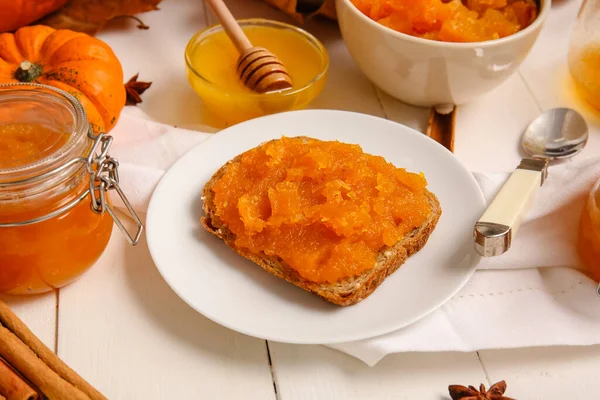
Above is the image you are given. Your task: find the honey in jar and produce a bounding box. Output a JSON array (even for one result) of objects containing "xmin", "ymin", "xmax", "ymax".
[
  {"xmin": 0, "ymin": 83, "xmax": 142, "ymax": 295},
  {"xmin": 185, "ymin": 19, "xmax": 329, "ymax": 126},
  {"xmin": 577, "ymin": 177, "xmax": 600, "ymax": 282},
  {"xmin": 568, "ymin": 0, "xmax": 600, "ymax": 112}
]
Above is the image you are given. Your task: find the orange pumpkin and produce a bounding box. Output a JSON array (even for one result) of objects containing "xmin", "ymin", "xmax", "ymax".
[
  {"xmin": 0, "ymin": 0, "xmax": 69, "ymax": 33},
  {"xmin": 0, "ymin": 25, "xmax": 125, "ymax": 134}
]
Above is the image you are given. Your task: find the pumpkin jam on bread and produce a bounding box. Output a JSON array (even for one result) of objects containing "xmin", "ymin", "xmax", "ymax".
[{"xmin": 202, "ymin": 137, "xmax": 441, "ymax": 306}]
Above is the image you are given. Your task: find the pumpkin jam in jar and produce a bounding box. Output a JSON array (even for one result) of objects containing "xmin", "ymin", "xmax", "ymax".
[
  {"xmin": 0, "ymin": 84, "xmax": 114, "ymax": 295},
  {"xmin": 212, "ymin": 137, "xmax": 433, "ymax": 283},
  {"xmin": 568, "ymin": 44, "xmax": 600, "ymax": 112},
  {"xmin": 577, "ymin": 177, "xmax": 600, "ymax": 282}
]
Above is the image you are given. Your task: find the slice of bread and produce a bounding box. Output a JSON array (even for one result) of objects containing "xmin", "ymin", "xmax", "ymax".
[{"xmin": 201, "ymin": 139, "xmax": 442, "ymax": 306}]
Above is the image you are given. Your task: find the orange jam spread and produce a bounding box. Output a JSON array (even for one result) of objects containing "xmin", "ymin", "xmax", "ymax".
[
  {"xmin": 0, "ymin": 123, "xmax": 113, "ymax": 295},
  {"xmin": 212, "ymin": 137, "xmax": 433, "ymax": 283},
  {"xmin": 351, "ymin": 0, "xmax": 538, "ymax": 42}
]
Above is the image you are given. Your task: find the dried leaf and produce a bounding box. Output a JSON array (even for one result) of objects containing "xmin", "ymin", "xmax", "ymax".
[
  {"xmin": 38, "ymin": 0, "xmax": 162, "ymax": 35},
  {"xmin": 125, "ymin": 74, "xmax": 152, "ymax": 106}
]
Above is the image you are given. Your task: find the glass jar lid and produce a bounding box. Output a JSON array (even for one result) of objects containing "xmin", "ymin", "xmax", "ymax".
[{"xmin": 0, "ymin": 83, "xmax": 89, "ymax": 183}]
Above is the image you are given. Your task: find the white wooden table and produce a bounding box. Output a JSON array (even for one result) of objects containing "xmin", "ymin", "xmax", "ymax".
[{"xmin": 3, "ymin": 0, "xmax": 600, "ymax": 398}]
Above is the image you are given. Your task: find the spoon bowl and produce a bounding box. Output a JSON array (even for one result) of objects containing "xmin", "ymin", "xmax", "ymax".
[{"xmin": 522, "ymin": 107, "xmax": 589, "ymax": 160}]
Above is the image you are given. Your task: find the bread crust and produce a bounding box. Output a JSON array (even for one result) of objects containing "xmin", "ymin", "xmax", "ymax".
[{"xmin": 201, "ymin": 139, "xmax": 442, "ymax": 306}]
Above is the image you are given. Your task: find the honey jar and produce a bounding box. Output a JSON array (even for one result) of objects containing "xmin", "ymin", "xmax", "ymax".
[
  {"xmin": 185, "ymin": 19, "xmax": 328, "ymax": 126},
  {"xmin": 568, "ymin": 0, "xmax": 600, "ymax": 112},
  {"xmin": 577, "ymin": 177, "xmax": 600, "ymax": 282},
  {"xmin": 0, "ymin": 83, "xmax": 143, "ymax": 295}
]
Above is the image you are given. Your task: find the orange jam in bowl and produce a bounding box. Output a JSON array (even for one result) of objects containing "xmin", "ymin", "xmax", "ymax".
[
  {"xmin": 185, "ymin": 19, "xmax": 329, "ymax": 127},
  {"xmin": 0, "ymin": 84, "xmax": 122, "ymax": 295},
  {"xmin": 350, "ymin": 0, "xmax": 539, "ymax": 42},
  {"xmin": 212, "ymin": 137, "xmax": 433, "ymax": 283}
]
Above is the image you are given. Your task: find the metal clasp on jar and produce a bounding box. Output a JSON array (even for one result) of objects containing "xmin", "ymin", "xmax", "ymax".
[
  {"xmin": 0, "ymin": 129, "xmax": 144, "ymax": 246},
  {"xmin": 85, "ymin": 130, "xmax": 144, "ymax": 245}
]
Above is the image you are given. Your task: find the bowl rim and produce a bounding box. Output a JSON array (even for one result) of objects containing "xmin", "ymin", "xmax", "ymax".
[
  {"xmin": 338, "ymin": 0, "xmax": 552, "ymax": 48},
  {"xmin": 184, "ymin": 18, "xmax": 330, "ymax": 98}
]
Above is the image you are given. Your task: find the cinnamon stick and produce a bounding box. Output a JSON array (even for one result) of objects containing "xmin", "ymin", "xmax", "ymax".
[
  {"xmin": 0, "ymin": 358, "xmax": 38, "ymax": 400},
  {"xmin": 0, "ymin": 301, "xmax": 106, "ymax": 400},
  {"xmin": 0, "ymin": 324, "xmax": 89, "ymax": 400},
  {"xmin": 425, "ymin": 107, "xmax": 456, "ymax": 152}
]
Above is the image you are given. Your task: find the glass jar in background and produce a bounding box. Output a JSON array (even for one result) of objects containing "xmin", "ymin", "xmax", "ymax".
[
  {"xmin": 578, "ymin": 177, "xmax": 600, "ymax": 282},
  {"xmin": 0, "ymin": 83, "xmax": 143, "ymax": 295},
  {"xmin": 568, "ymin": 0, "xmax": 600, "ymax": 112}
]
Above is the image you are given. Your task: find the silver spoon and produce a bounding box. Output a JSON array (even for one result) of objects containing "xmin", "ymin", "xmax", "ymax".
[{"xmin": 474, "ymin": 107, "xmax": 589, "ymax": 257}]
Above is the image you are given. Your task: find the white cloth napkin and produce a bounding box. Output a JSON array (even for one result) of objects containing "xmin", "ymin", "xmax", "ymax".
[{"xmin": 108, "ymin": 109, "xmax": 600, "ymax": 367}]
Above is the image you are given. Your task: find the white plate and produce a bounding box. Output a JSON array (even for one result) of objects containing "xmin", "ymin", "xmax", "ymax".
[{"xmin": 146, "ymin": 110, "xmax": 485, "ymax": 344}]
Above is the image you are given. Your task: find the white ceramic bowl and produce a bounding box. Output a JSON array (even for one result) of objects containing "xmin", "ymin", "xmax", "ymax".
[{"xmin": 336, "ymin": 0, "xmax": 551, "ymax": 110}]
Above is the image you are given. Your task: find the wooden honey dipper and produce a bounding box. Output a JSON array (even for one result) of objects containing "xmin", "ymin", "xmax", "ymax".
[{"xmin": 205, "ymin": 0, "xmax": 293, "ymax": 93}]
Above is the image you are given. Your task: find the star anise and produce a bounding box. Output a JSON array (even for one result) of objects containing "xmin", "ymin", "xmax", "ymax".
[
  {"xmin": 125, "ymin": 73, "xmax": 152, "ymax": 105},
  {"xmin": 449, "ymin": 380, "xmax": 516, "ymax": 400}
]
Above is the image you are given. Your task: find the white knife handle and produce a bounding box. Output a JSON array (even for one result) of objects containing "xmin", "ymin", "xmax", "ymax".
[{"xmin": 474, "ymin": 158, "xmax": 548, "ymax": 257}]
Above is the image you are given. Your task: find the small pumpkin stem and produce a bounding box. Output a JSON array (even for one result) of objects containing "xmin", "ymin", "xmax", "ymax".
[{"xmin": 14, "ymin": 60, "xmax": 43, "ymax": 82}]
